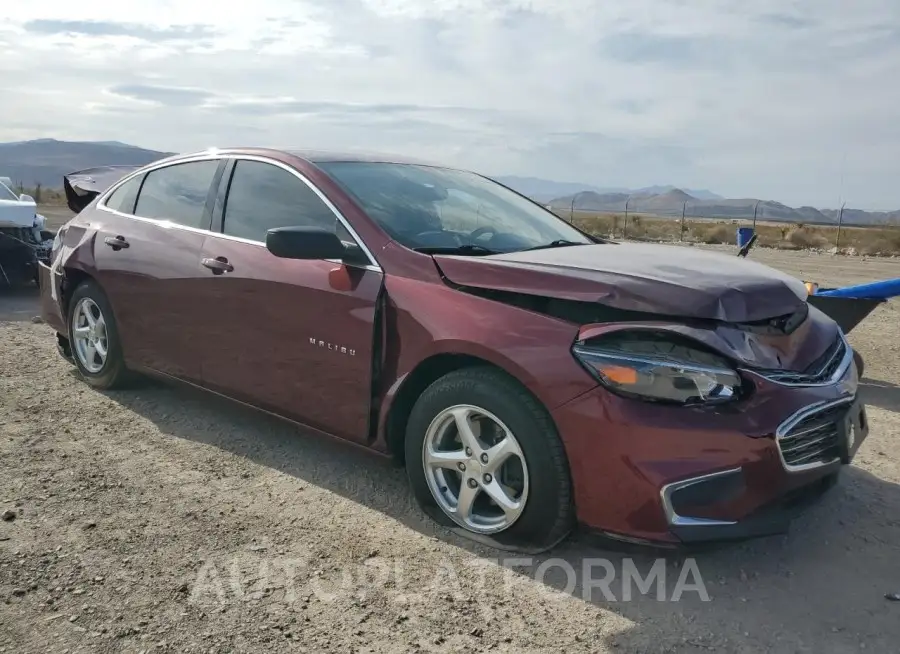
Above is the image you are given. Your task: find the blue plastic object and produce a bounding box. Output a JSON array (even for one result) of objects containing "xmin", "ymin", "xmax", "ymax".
[
  {"xmin": 813, "ymin": 277, "xmax": 900, "ymax": 300},
  {"xmin": 736, "ymin": 227, "xmax": 755, "ymax": 248}
]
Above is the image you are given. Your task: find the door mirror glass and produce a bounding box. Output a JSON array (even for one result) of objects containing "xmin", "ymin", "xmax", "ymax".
[{"xmin": 266, "ymin": 226, "xmax": 347, "ymax": 260}]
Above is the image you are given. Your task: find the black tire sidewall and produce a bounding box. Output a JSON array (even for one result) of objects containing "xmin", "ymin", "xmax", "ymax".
[
  {"xmin": 67, "ymin": 281, "xmax": 126, "ymax": 388},
  {"xmin": 405, "ymin": 368, "xmax": 573, "ymax": 549},
  {"xmin": 853, "ymin": 349, "xmax": 865, "ymax": 378}
]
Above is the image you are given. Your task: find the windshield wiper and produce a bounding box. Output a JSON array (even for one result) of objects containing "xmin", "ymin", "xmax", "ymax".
[
  {"xmin": 519, "ymin": 239, "xmax": 588, "ymax": 252},
  {"xmin": 412, "ymin": 244, "xmax": 500, "ymax": 256}
]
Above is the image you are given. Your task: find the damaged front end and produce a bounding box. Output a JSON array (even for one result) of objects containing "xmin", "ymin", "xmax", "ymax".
[
  {"xmin": 0, "ymin": 182, "xmax": 54, "ymax": 287},
  {"xmin": 430, "ymin": 241, "xmax": 843, "ymax": 378},
  {"xmin": 0, "ymin": 222, "xmax": 54, "ymax": 287},
  {"xmin": 428, "ymin": 249, "xmax": 865, "ymax": 544}
]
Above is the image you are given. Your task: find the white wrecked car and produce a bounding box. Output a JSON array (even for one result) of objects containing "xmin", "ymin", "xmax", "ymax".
[{"xmin": 0, "ymin": 178, "xmax": 53, "ymax": 285}]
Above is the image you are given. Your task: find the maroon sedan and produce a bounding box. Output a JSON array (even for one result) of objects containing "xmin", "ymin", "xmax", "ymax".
[{"xmin": 39, "ymin": 148, "xmax": 868, "ymax": 551}]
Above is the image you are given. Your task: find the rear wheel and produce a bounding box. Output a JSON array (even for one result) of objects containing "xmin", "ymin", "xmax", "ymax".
[
  {"xmin": 67, "ymin": 280, "xmax": 130, "ymax": 390},
  {"xmin": 405, "ymin": 367, "xmax": 574, "ymax": 550}
]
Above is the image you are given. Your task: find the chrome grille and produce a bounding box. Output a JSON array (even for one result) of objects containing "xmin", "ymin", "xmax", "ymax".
[
  {"xmin": 777, "ymin": 400, "xmax": 850, "ymax": 469},
  {"xmin": 757, "ymin": 334, "xmax": 848, "ymax": 385}
]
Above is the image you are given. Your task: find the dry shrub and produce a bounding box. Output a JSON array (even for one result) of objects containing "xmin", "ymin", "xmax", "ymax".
[
  {"xmin": 633, "ymin": 219, "xmax": 681, "ymax": 241},
  {"xmin": 787, "ymin": 228, "xmax": 829, "ymax": 249},
  {"xmin": 854, "ymin": 229, "xmax": 900, "ymax": 255},
  {"xmin": 573, "ymin": 213, "xmax": 617, "ymax": 237},
  {"xmin": 697, "ymin": 224, "xmax": 734, "ymax": 245},
  {"xmin": 553, "ymin": 207, "xmax": 900, "ymax": 255}
]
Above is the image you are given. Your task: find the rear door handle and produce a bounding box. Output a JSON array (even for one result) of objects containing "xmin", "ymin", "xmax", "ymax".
[
  {"xmin": 104, "ymin": 236, "xmax": 129, "ymax": 250},
  {"xmin": 201, "ymin": 257, "xmax": 234, "ymax": 274}
]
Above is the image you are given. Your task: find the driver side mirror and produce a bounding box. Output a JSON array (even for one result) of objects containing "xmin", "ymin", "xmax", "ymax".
[{"xmin": 19, "ymin": 194, "xmax": 35, "ymax": 203}]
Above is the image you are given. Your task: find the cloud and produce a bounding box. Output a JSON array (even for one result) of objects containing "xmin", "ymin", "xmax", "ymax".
[
  {"xmin": 22, "ymin": 19, "xmax": 216, "ymax": 41},
  {"xmin": 0, "ymin": 0, "xmax": 899, "ymax": 209},
  {"xmin": 757, "ymin": 13, "xmax": 815, "ymax": 29},
  {"xmin": 108, "ymin": 84, "xmax": 216, "ymax": 107}
]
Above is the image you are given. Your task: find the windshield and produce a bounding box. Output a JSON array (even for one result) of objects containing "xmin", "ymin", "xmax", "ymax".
[
  {"xmin": 316, "ymin": 161, "xmax": 594, "ymax": 253},
  {"xmin": 0, "ymin": 181, "xmax": 19, "ymax": 202}
]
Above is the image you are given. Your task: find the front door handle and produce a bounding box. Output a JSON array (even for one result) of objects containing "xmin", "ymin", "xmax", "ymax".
[
  {"xmin": 104, "ymin": 235, "xmax": 129, "ymax": 250},
  {"xmin": 201, "ymin": 257, "xmax": 234, "ymax": 274}
]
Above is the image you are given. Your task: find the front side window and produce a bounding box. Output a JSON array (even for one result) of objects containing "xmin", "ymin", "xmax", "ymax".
[
  {"xmin": 316, "ymin": 161, "xmax": 594, "ymax": 254},
  {"xmin": 134, "ymin": 160, "xmax": 219, "ymax": 229},
  {"xmin": 222, "ymin": 160, "xmax": 339, "ymax": 242},
  {"xmin": 104, "ymin": 175, "xmax": 144, "ymax": 215}
]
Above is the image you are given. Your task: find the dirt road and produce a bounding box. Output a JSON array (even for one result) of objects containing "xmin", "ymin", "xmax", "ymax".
[{"xmin": 1, "ymin": 248, "xmax": 899, "ymax": 653}]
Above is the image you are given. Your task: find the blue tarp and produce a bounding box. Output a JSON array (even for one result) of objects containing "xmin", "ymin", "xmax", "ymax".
[{"xmin": 814, "ymin": 278, "xmax": 900, "ymax": 300}]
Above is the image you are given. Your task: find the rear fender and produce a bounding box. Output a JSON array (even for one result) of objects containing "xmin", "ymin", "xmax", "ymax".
[{"xmin": 48, "ymin": 224, "xmax": 99, "ymax": 317}]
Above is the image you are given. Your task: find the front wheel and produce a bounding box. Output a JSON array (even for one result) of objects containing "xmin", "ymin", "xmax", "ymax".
[
  {"xmin": 67, "ymin": 280, "xmax": 130, "ymax": 390},
  {"xmin": 405, "ymin": 367, "xmax": 574, "ymax": 551}
]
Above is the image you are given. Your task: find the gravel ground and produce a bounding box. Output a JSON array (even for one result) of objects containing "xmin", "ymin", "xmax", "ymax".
[{"xmin": 1, "ymin": 247, "xmax": 899, "ymax": 653}]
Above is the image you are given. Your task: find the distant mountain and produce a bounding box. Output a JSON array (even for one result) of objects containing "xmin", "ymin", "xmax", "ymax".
[
  {"xmin": 3, "ymin": 140, "xmax": 897, "ymax": 226},
  {"xmin": 0, "ymin": 139, "xmax": 173, "ymax": 188},
  {"xmin": 548, "ymin": 189, "xmax": 900, "ymax": 226},
  {"xmin": 494, "ymin": 175, "xmax": 723, "ymax": 202}
]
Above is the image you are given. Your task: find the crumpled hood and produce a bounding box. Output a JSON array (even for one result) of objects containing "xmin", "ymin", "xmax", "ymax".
[{"xmin": 434, "ymin": 242, "xmax": 809, "ymax": 323}]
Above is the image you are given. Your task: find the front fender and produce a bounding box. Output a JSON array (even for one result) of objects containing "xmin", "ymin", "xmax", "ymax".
[{"xmin": 373, "ymin": 275, "xmax": 601, "ymax": 451}]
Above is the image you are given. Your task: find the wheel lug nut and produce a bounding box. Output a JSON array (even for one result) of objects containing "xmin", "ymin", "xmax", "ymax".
[
  {"xmin": 467, "ymin": 478, "xmax": 478, "ymax": 489},
  {"xmin": 465, "ymin": 448, "xmax": 473, "ymax": 456},
  {"xmin": 457, "ymin": 463, "xmax": 466, "ymax": 472},
  {"xmin": 480, "ymin": 454, "xmax": 489, "ymax": 464},
  {"xmin": 483, "ymin": 474, "xmax": 492, "ymax": 484}
]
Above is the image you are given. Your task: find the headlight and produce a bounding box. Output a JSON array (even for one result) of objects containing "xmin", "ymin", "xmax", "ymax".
[{"xmin": 572, "ymin": 333, "xmax": 742, "ymax": 405}]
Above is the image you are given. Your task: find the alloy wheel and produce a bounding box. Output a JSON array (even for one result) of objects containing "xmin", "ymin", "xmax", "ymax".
[
  {"xmin": 422, "ymin": 404, "xmax": 529, "ymax": 534},
  {"xmin": 71, "ymin": 297, "xmax": 109, "ymax": 374}
]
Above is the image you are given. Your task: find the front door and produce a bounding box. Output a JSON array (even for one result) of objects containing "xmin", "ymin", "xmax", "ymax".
[
  {"xmin": 92, "ymin": 158, "xmax": 223, "ymax": 382},
  {"xmin": 196, "ymin": 158, "xmax": 383, "ymax": 443}
]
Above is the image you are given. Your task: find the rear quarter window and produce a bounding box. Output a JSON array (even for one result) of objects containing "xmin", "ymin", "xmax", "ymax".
[
  {"xmin": 134, "ymin": 160, "xmax": 220, "ymax": 229},
  {"xmin": 103, "ymin": 175, "xmax": 144, "ymax": 215}
]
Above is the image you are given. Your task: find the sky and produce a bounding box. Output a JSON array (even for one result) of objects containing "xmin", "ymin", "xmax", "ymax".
[{"xmin": 1, "ymin": 0, "xmax": 899, "ymax": 210}]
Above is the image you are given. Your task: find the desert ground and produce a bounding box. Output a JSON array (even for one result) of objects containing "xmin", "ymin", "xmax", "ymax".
[{"xmin": 1, "ymin": 246, "xmax": 899, "ymax": 653}]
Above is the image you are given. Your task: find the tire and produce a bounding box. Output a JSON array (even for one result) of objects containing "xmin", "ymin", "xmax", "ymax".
[
  {"xmin": 67, "ymin": 280, "xmax": 130, "ymax": 390},
  {"xmin": 853, "ymin": 349, "xmax": 865, "ymax": 378},
  {"xmin": 405, "ymin": 367, "xmax": 574, "ymax": 551}
]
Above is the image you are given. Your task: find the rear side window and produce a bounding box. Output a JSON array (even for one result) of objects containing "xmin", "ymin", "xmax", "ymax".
[
  {"xmin": 103, "ymin": 175, "xmax": 143, "ymax": 214},
  {"xmin": 222, "ymin": 160, "xmax": 337, "ymax": 242},
  {"xmin": 134, "ymin": 160, "xmax": 219, "ymax": 229}
]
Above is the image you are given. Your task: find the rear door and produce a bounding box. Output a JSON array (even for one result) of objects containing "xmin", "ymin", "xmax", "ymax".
[
  {"xmin": 195, "ymin": 157, "xmax": 384, "ymax": 444},
  {"xmin": 92, "ymin": 158, "xmax": 224, "ymax": 381}
]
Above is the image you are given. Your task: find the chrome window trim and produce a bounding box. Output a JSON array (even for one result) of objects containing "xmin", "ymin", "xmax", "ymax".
[
  {"xmin": 774, "ymin": 395, "xmax": 854, "ymax": 473},
  {"xmin": 659, "ymin": 468, "xmax": 741, "ymax": 527},
  {"xmin": 97, "ymin": 152, "xmax": 222, "ymax": 207},
  {"xmin": 95, "ymin": 151, "xmax": 382, "ymax": 272}
]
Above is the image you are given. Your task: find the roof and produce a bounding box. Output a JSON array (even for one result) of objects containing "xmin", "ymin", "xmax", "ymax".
[
  {"xmin": 159, "ymin": 146, "xmax": 446, "ymax": 168},
  {"xmin": 287, "ymin": 149, "xmax": 443, "ymax": 167}
]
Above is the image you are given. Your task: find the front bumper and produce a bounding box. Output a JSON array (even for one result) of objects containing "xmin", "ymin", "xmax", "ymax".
[{"xmin": 552, "ymin": 353, "xmax": 868, "ymax": 545}]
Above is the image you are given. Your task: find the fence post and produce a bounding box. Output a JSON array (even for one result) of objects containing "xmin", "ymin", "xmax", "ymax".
[
  {"xmin": 623, "ymin": 197, "xmax": 631, "ymax": 240},
  {"xmin": 835, "ymin": 202, "xmax": 846, "ymax": 253}
]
